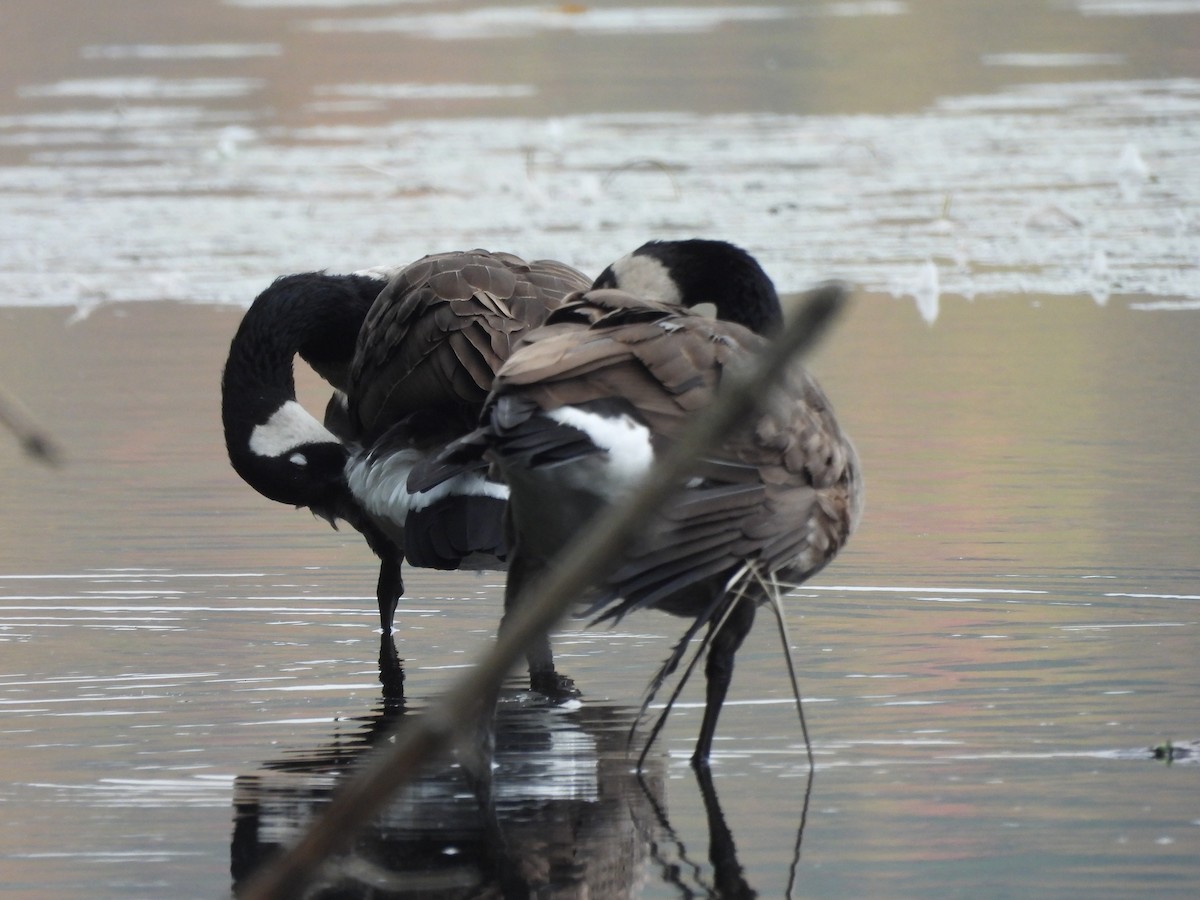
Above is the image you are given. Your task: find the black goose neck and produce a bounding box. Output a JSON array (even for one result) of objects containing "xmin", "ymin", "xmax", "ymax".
[{"xmin": 222, "ymin": 273, "xmax": 381, "ymax": 401}]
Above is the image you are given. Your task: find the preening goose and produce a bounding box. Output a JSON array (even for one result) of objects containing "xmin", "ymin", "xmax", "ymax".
[
  {"xmin": 221, "ymin": 251, "xmax": 590, "ymax": 636},
  {"xmin": 221, "ymin": 269, "xmax": 402, "ymax": 624},
  {"xmin": 423, "ymin": 240, "xmax": 862, "ymax": 763}
]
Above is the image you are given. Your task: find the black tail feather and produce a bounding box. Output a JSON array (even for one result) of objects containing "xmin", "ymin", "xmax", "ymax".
[
  {"xmin": 404, "ymin": 494, "xmax": 508, "ymax": 570},
  {"xmin": 405, "ymin": 428, "xmax": 491, "ymax": 494}
]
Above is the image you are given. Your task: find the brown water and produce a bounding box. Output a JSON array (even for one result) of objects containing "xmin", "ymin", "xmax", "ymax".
[{"xmin": 2, "ymin": 1, "xmax": 1200, "ymax": 897}]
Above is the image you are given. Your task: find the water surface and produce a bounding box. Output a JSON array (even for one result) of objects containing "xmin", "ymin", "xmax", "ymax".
[{"xmin": 1, "ymin": 1, "xmax": 1199, "ymax": 897}]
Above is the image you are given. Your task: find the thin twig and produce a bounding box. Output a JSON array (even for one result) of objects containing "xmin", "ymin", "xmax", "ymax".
[
  {"xmin": 238, "ymin": 282, "xmax": 848, "ymax": 900},
  {"xmin": 758, "ymin": 569, "xmax": 814, "ymax": 770},
  {"xmin": 601, "ymin": 158, "xmax": 682, "ymax": 199},
  {"xmin": 0, "ymin": 384, "xmax": 61, "ymax": 466}
]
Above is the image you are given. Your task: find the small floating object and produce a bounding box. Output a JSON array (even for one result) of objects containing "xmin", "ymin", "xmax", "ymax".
[
  {"xmin": 0, "ymin": 384, "xmax": 61, "ymax": 466},
  {"xmin": 1151, "ymin": 739, "xmax": 1200, "ymax": 763},
  {"xmin": 912, "ymin": 259, "xmax": 940, "ymax": 325},
  {"xmin": 1088, "ymin": 248, "xmax": 1111, "ymax": 306},
  {"xmin": 1116, "ymin": 142, "xmax": 1151, "ymax": 199}
]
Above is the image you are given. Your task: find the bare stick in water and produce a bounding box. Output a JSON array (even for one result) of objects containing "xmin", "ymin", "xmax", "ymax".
[{"xmin": 0, "ymin": 384, "xmax": 61, "ymax": 466}]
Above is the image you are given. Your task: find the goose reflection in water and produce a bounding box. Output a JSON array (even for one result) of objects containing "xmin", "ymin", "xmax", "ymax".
[
  {"xmin": 231, "ymin": 690, "xmax": 797, "ymax": 898},
  {"xmin": 231, "ymin": 692, "xmax": 656, "ymax": 898}
]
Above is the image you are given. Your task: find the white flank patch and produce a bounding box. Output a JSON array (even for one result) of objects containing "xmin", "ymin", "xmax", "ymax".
[
  {"xmin": 346, "ymin": 447, "xmax": 422, "ymax": 520},
  {"xmin": 249, "ymin": 401, "xmax": 339, "ymax": 458},
  {"xmin": 547, "ymin": 407, "xmax": 655, "ymax": 487},
  {"xmin": 607, "ymin": 254, "xmax": 681, "ymax": 306},
  {"xmin": 347, "ymin": 448, "xmax": 508, "ymax": 520},
  {"xmin": 409, "ymin": 472, "xmax": 509, "ymax": 512}
]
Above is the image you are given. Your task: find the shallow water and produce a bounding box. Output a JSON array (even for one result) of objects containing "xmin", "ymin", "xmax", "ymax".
[{"xmin": 2, "ymin": 1, "xmax": 1200, "ymax": 897}]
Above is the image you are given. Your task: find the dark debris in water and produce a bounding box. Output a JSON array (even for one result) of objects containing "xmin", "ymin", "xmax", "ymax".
[{"xmin": 1150, "ymin": 739, "xmax": 1200, "ymax": 764}]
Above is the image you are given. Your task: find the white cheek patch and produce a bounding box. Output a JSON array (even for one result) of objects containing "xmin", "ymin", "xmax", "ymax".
[
  {"xmin": 548, "ymin": 406, "xmax": 655, "ymax": 486},
  {"xmin": 250, "ymin": 401, "xmax": 339, "ymax": 459},
  {"xmin": 289, "ymin": 453, "xmax": 307, "ymax": 467},
  {"xmin": 609, "ymin": 254, "xmax": 681, "ymax": 306}
]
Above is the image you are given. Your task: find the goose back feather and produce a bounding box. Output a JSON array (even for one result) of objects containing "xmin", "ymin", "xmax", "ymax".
[{"xmin": 350, "ymin": 250, "xmax": 591, "ymax": 443}]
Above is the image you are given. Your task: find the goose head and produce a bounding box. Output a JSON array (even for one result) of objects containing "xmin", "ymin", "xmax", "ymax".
[
  {"xmin": 591, "ymin": 239, "xmax": 783, "ymax": 336},
  {"xmin": 225, "ymin": 397, "xmax": 351, "ymax": 524},
  {"xmin": 221, "ymin": 271, "xmax": 385, "ymax": 523}
]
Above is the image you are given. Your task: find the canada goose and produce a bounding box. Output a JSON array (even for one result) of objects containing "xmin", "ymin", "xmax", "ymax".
[
  {"xmin": 220, "ymin": 250, "xmax": 590, "ymax": 638},
  {"xmin": 221, "ymin": 269, "xmax": 403, "ymax": 627},
  {"xmin": 420, "ymin": 240, "xmax": 861, "ymax": 763}
]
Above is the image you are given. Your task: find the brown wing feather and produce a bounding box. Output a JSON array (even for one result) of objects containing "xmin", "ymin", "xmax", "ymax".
[
  {"xmin": 493, "ymin": 292, "xmax": 761, "ymax": 433},
  {"xmin": 349, "ymin": 250, "xmax": 589, "ymax": 441},
  {"xmin": 489, "ymin": 287, "xmax": 861, "ymax": 619}
]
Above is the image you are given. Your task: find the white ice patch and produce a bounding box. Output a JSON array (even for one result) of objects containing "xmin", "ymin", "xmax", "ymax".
[
  {"xmin": 18, "ymin": 77, "xmax": 262, "ymax": 100},
  {"xmin": 81, "ymin": 43, "xmax": 282, "ymax": 61},
  {"xmin": 304, "ymin": 6, "xmax": 790, "ymax": 40},
  {"xmin": 229, "ymin": 0, "xmax": 399, "ymax": 8},
  {"xmin": 316, "ymin": 83, "xmax": 536, "ymax": 101},
  {"xmin": 249, "ymin": 401, "xmax": 339, "ymax": 459},
  {"xmin": 548, "ymin": 406, "xmax": 655, "ymax": 488},
  {"xmin": 1074, "ymin": 0, "xmax": 1200, "ymax": 15},
  {"xmin": 910, "ymin": 259, "xmax": 940, "ymax": 325},
  {"xmin": 346, "ymin": 447, "xmax": 508, "ymax": 521},
  {"xmin": 7, "ymin": 80, "xmax": 1200, "ymax": 309},
  {"xmin": 606, "ymin": 254, "xmax": 681, "ymax": 306},
  {"xmin": 981, "ymin": 52, "xmax": 1124, "ymax": 67}
]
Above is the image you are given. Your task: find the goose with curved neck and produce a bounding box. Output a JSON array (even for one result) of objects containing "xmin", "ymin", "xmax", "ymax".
[
  {"xmin": 221, "ymin": 269, "xmax": 406, "ymax": 640},
  {"xmin": 221, "ymin": 251, "xmax": 590, "ymax": 642}
]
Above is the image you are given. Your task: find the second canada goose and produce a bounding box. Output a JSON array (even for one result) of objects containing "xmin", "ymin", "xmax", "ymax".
[
  {"xmin": 221, "ymin": 250, "xmax": 590, "ymax": 636},
  {"xmin": 420, "ymin": 240, "xmax": 862, "ymax": 763}
]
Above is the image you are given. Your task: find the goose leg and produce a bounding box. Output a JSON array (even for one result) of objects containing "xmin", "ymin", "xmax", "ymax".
[
  {"xmin": 692, "ymin": 598, "xmax": 756, "ymax": 766},
  {"xmin": 503, "ymin": 552, "xmax": 577, "ymax": 700},
  {"xmin": 375, "ymin": 557, "xmax": 403, "ymax": 633},
  {"xmin": 373, "ymin": 557, "xmax": 405, "ymax": 700}
]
